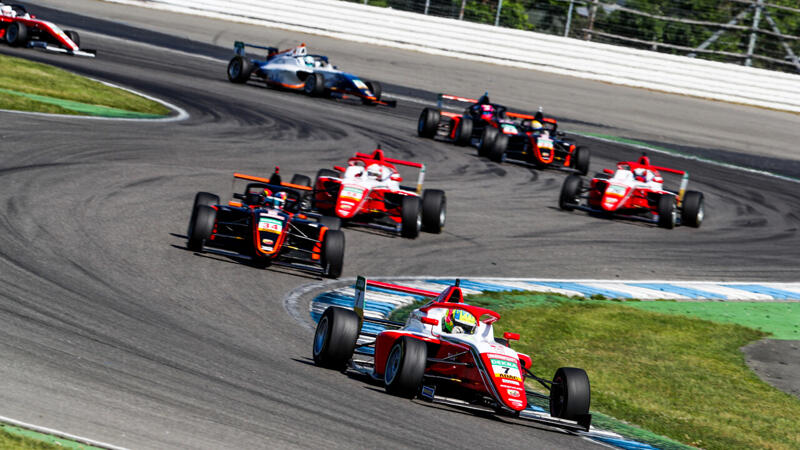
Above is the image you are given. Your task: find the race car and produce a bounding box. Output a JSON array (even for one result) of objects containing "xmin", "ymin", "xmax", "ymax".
[
  {"xmin": 312, "ymin": 147, "xmax": 446, "ymax": 239},
  {"xmin": 186, "ymin": 169, "xmax": 346, "ymax": 278},
  {"xmin": 312, "ymin": 276, "xmax": 592, "ymax": 432},
  {"xmin": 558, "ymin": 154, "xmax": 705, "ymax": 229},
  {"xmin": 226, "ymin": 42, "xmax": 395, "ymax": 107},
  {"xmin": 417, "ymin": 93, "xmax": 589, "ymax": 173},
  {"xmin": 0, "ymin": 3, "xmax": 95, "ymax": 57}
]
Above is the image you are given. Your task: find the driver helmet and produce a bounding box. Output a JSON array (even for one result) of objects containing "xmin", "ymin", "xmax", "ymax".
[
  {"xmin": 479, "ymin": 104, "xmax": 495, "ymax": 120},
  {"xmin": 303, "ymin": 55, "xmax": 315, "ymax": 68},
  {"xmin": 1, "ymin": 5, "xmax": 14, "ymax": 16},
  {"xmin": 530, "ymin": 120, "xmax": 544, "ymax": 132},
  {"xmin": 442, "ymin": 308, "xmax": 477, "ymax": 334},
  {"xmin": 633, "ymin": 168, "xmax": 648, "ymax": 183},
  {"xmin": 271, "ymin": 191, "xmax": 288, "ymax": 209},
  {"xmin": 366, "ymin": 164, "xmax": 383, "ymax": 180}
]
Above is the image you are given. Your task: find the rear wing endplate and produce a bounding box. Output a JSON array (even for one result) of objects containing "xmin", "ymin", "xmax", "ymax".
[
  {"xmin": 436, "ymin": 93, "xmax": 478, "ymax": 110},
  {"xmin": 352, "ymin": 154, "xmax": 426, "ymax": 194},
  {"xmin": 234, "ymin": 41, "xmax": 278, "ymax": 57},
  {"xmin": 353, "ymin": 276, "xmax": 441, "ymax": 331}
]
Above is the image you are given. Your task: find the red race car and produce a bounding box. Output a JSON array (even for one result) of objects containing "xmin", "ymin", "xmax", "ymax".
[
  {"xmin": 312, "ymin": 276, "xmax": 592, "ymax": 432},
  {"xmin": 313, "ymin": 147, "xmax": 446, "ymax": 239},
  {"xmin": 1, "ymin": 3, "xmax": 95, "ymax": 57},
  {"xmin": 559, "ymin": 154, "xmax": 705, "ymax": 229}
]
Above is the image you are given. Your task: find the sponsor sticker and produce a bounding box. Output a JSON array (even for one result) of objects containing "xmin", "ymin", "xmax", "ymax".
[
  {"xmin": 537, "ymin": 137, "xmax": 554, "ymax": 150},
  {"xmin": 501, "ymin": 124, "xmax": 518, "ymax": 135},
  {"xmin": 341, "ymin": 186, "xmax": 364, "ymax": 201},
  {"xmin": 490, "ymin": 357, "xmax": 522, "ymax": 383},
  {"xmin": 507, "ymin": 389, "xmax": 520, "ymax": 398},
  {"xmin": 258, "ymin": 217, "xmax": 283, "ymax": 232},
  {"xmin": 353, "ymin": 79, "xmax": 368, "ymax": 90},
  {"xmin": 607, "ymin": 184, "xmax": 627, "ymax": 196}
]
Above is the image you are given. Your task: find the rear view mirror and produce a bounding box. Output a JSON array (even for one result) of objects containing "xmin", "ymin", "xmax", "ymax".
[
  {"xmin": 503, "ymin": 332, "xmax": 520, "ymax": 341},
  {"xmin": 421, "ymin": 317, "xmax": 438, "ymax": 326},
  {"xmin": 603, "ymin": 168, "xmax": 614, "ymax": 175}
]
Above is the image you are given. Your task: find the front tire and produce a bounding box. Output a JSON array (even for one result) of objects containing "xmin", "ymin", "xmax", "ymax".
[
  {"xmin": 312, "ymin": 307, "xmax": 359, "ymax": 369},
  {"xmin": 421, "ymin": 190, "xmax": 446, "ymax": 233},
  {"xmin": 418, "ymin": 108, "xmax": 439, "ymax": 138},
  {"xmin": 363, "ymin": 80, "xmax": 382, "ymax": 104},
  {"xmin": 384, "ymin": 336, "xmax": 427, "ymax": 398},
  {"xmin": 321, "ymin": 229, "xmax": 345, "ymax": 278},
  {"xmin": 657, "ymin": 194, "xmax": 677, "ymax": 229},
  {"xmin": 454, "ymin": 117, "xmax": 473, "ymax": 147},
  {"xmin": 304, "ymin": 72, "xmax": 325, "ymax": 97},
  {"xmin": 488, "ymin": 133, "xmax": 508, "ymax": 163},
  {"xmin": 227, "ymin": 56, "xmax": 253, "ymax": 83},
  {"xmin": 187, "ymin": 205, "xmax": 216, "ymax": 252},
  {"xmin": 478, "ymin": 127, "xmax": 498, "ymax": 157},
  {"xmin": 573, "ymin": 146, "xmax": 590, "ymax": 175},
  {"xmin": 681, "ymin": 191, "xmax": 704, "ymax": 228},
  {"xmin": 559, "ymin": 175, "xmax": 582, "ymax": 211},
  {"xmin": 319, "ymin": 215, "xmax": 342, "ymax": 231},
  {"xmin": 400, "ymin": 196, "xmax": 421, "ymax": 239},
  {"xmin": 64, "ymin": 30, "xmax": 80, "ymax": 47},
  {"xmin": 549, "ymin": 367, "xmax": 591, "ymax": 421}
]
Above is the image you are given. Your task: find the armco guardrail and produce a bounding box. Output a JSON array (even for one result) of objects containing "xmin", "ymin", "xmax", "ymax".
[{"xmin": 109, "ymin": 0, "xmax": 800, "ymax": 112}]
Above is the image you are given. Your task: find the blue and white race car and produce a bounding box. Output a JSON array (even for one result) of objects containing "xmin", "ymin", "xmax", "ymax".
[{"xmin": 227, "ymin": 42, "xmax": 395, "ymax": 107}]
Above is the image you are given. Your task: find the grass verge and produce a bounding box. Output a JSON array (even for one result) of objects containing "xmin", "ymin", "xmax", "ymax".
[
  {"xmin": 0, "ymin": 53, "xmax": 169, "ymax": 116},
  {"xmin": 390, "ymin": 291, "xmax": 800, "ymax": 449}
]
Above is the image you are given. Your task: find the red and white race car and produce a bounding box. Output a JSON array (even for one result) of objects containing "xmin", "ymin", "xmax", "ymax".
[
  {"xmin": 0, "ymin": 3, "xmax": 95, "ymax": 57},
  {"xmin": 313, "ymin": 148, "xmax": 446, "ymax": 238},
  {"xmin": 312, "ymin": 276, "xmax": 592, "ymax": 432},
  {"xmin": 559, "ymin": 154, "xmax": 705, "ymax": 229}
]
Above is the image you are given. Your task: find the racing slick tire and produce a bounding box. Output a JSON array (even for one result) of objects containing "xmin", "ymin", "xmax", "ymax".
[
  {"xmin": 303, "ymin": 72, "xmax": 325, "ymax": 97},
  {"xmin": 657, "ymin": 194, "xmax": 677, "ymax": 229},
  {"xmin": 319, "ymin": 215, "xmax": 342, "ymax": 231},
  {"xmin": 384, "ymin": 336, "xmax": 427, "ymax": 398},
  {"xmin": 64, "ymin": 30, "xmax": 80, "ymax": 47},
  {"xmin": 400, "ymin": 196, "xmax": 422, "ymax": 239},
  {"xmin": 489, "ymin": 134, "xmax": 508, "ymax": 163},
  {"xmin": 421, "ymin": 189, "xmax": 446, "ymax": 233},
  {"xmin": 417, "ymin": 108, "xmax": 440, "ymax": 138},
  {"xmin": 290, "ymin": 174, "xmax": 312, "ymax": 187},
  {"xmin": 363, "ymin": 80, "xmax": 382, "ymax": 105},
  {"xmin": 187, "ymin": 205, "xmax": 216, "ymax": 252},
  {"xmin": 227, "ymin": 56, "xmax": 253, "ymax": 84},
  {"xmin": 321, "ymin": 229, "xmax": 345, "ymax": 279},
  {"xmin": 559, "ymin": 175, "xmax": 582, "ymax": 211},
  {"xmin": 187, "ymin": 191, "xmax": 220, "ymax": 242},
  {"xmin": 681, "ymin": 191, "xmax": 704, "ymax": 228},
  {"xmin": 454, "ymin": 117, "xmax": 473, "ymax": 147},
  {"xmin": 312, "ymin": 306, "xmax": 359, "ymax": 370},
  {"xmin": 5, "ymin": 22, "xmax": 29, "ymax": 47},
  {"xmin": 573, "ymin": 146, "xmax": 590, "ymax": 176},
  {"xmin": 549, "ymin": 367, "xmax": 591, "ymax": 421},
  {"xmin": 478, "ymin": 127, "xmax": 498, "ymax": 158}
]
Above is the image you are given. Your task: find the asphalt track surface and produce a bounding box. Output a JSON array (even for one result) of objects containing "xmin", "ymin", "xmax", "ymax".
[{"xmin": 0, "ymin": 1, "xmax": 798, "ymax": 448}]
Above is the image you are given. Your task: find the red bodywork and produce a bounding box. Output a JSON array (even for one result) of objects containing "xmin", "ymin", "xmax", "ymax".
[
  {"xmin": 587, "ymin": 156, "xmax": 687, "ymax": 213},
  {"xmin": 0, "ymin": 9, "xmax": 79, "ymax": 52}
]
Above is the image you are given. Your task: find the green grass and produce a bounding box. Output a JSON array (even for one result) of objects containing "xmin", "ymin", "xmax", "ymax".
[
  {"xmin": 0, "ymin": 53, "xmax": 169, "ymax": 116},
  {"xmin": 1, "ymin": 423, "xmax": 104, "ymax": 449},
  {"xmin": 1, "ymin": 427, "xmax": 64, "ymax": 450},
  {"xmin": 389, "ymin": 291, "xmax": 800, "ymax": 449}
]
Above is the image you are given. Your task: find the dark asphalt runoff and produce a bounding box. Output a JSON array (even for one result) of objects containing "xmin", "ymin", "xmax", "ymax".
[{"xmin": 0, "ymin": 1, "xmax": 798, "ymax": 448}]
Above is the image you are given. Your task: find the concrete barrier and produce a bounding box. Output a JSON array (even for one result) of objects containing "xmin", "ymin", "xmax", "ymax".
[{"xmin": 108, "ymin": 0, "xmax": 800, "ymax": 112}]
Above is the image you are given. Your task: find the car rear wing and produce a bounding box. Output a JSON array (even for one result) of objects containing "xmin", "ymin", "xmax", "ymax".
[
  {"xmin": 353, "ymin": 276, "xmax": 440, "ymax": 332},
  {"xmin": 649, "ymin": 166, "xmax": 689, "ymax": 201},
  {"xmin": 436, "ymin": 93, "xmax": 478, "ymax": 110},
  {"xmin": 234, "ymin": 41, "xmax": 279, "ymax": 57},
  {"xmin": 352, "ymin": 152, "xmax": 426, "ymax": 194},
  {"xmin": 233, "ymin": 172, "xmax": 313, "ymax": 191}
]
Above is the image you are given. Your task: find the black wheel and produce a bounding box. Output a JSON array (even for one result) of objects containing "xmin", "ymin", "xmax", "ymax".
[
  {"xmin": 319, "ymin": 215, "xmax": 342, "ymax": 231},
  {"xmin": 681, "ymin": 191, "xmax": 704, "ymax": 228},
  {"xmin": 290, "ymin": 174, "xmax": 312, "ymax": 187},
  {"xmin": 321, "ymin": 229, "xmax": 345, "ymax": 278},
  {"xmin": 400, "ymin": 196, "xmax": 421, "ymax": 239},
  {"xmin": 549, "ymin": 367, "xmax": 591, "ymax": 420},
  {"xmin": 303, "ymin": 72, "xmax": 325, "ymax": 97},
  {"xmin": 421, "ymin": 190, "xmax": 446, "ymax": 233},
  {"xmin": 312, "ymin": 307, "xmax": 360, "ymax": 369},
  {"xmin": 489, "ymin": 133, "xmax": 508, "ymax": 163},
  {"xmin": 417, "ymin": 108, "xmax": 439, "ymax": 138},
  {"xmin": 363, "ymin": 80, "xmax": 382, "ymax": 104},
  {"xmin": 573, "ymin": 146, "xmax": 590, "ymax": 176},
  {"xmin": 384, "ymin": 336, "xmax": 427, "ymax": 398},
  {"xmin": 478, "ymin": 127, "xmax": 498, "ymax": 157},
  {"xmin": 5, "ymin": 22, "xmax": 29, "ymax": 46},
  {"xmin": 559, "ymin": 175, "xmax": 582, "ymax": 211},
  {"xmin": 187, "ymin": 205, "xmax": 216, "ymax": 252},
  {"xmin": 187, "ymin": 191, "xmax": 219, "ymax": 238},
  {"xmin": 454, "ymin": 117, "xmax": 473, "ymax": 147},
  {"xmin": 657, "ymin": 194, "xmax": 677, "ymax": 229},
  {"xmin": 227, "ymin": 56, "xmax": 253, "ymax": 83},
  {"xmin": 64, "ymin": 30, "xmax": 80, "ymax": 47}
]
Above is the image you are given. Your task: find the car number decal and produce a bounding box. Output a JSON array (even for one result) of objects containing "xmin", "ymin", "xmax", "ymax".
[
  {"xmin": 258, "ymin": 217, "xmax": 283, "ymax": 232},
  {"xmin": 341, "ymin": 186, "xmax": 364, "ymax": 201},
  {"xmin": 537, "ymin": 137, "xmax": 554, "ymax": 150},
  {"xmin": 489, "ymin": 355, "xmax": 522, "ymax": 383}
]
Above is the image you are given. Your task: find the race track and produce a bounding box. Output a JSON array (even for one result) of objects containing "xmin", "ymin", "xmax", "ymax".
[{"xmin": 1, "ymin": 1, "xmax": 799, "ymax": 448}]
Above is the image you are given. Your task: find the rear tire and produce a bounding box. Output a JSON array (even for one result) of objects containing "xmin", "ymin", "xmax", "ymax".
[
  {"xmin": 312, "ymin": 307, "xmax": 359, "ymax": 369},
  {"xmin": 290, "ymin": 174, "xmax": 312, "ymax": 187},
  {"xmin": 421, "ymin": 189, "xmax": 446, "ymax": 233},
  {"xmin": 681, "ymin": 191, "xmax": 704, "ymax": 228},
  {"xmin": 227, "ymin": 56, "xmax": 253, "ymax": 83},
  {"xmin": 400, "ymin": 196, "xmax": 421, "ymax": 239},
  {"xmin": 321, "ymin": 229, "xmax": 345, "ymax": 278},
  {"xmin": 549, "ymin": 367, "xmax": 591, "ymax": 421},
  {"xmin": 384, "ymin": 336, "xmax": 427, "ymax": 398},
  {"xmin": 418, "ymin": 108, "xmax": 439, "ymax": 138},
  {"xmin": 573, "ymin": 146, "xmax": 590, "ymax": 175},
  {"xmin": 5, "ymin": 22, "xmax": 29, "ymax": 46},
  {"xmin": 64, "ymin": 30, "xmax": 80, "ymax": 47},
  {"xmin": 304, "ymin": 72, "xmax": 325, "ymax": 97},
  {"xmin": 478, "ymin": 127, "xmax": 498, "ymax": 157},
  {"xmin": 489, "ymin": 133, "xmax": 508, "ymax": 163},
  {"xmin": 559, "ymin": 175, "xmax": 582, "ymax": 211},
  {"xmin": 657, "ymin": 194, "xmax": 677, "ymax": 229},
  {"xmin": 187, "ymin": 205, "xmax": 216, "ymax": 252},
  {"xmin": 454, "ymin": 117, "xmax": 473, "ymax": 147}
]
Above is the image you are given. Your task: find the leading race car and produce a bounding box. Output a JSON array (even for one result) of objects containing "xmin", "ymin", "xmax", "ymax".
[
  {"xmin": 418, "ymin": 93, "xmax": 589, "ymax": 173},
  {"xmin": 227, "ymin": 42, "xmax": 395, "ymax": 107},
  {"xmin": 312, "ymin": 276, "xmax": 592, "ymax": 432},
  {"xmin": 186, "ymin": 169, "xmax": 346, "ymax": 278},
  {"xmin": 559, "ymin": 154, "xmax": 705, "ymax": 229},
  {"xmin": 312, "ymin": 147, "xmax": 446, "ymax": 239},
  {"xmin": 0, "ymin": 3, "xmax": 95, "ymax": 57}
]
